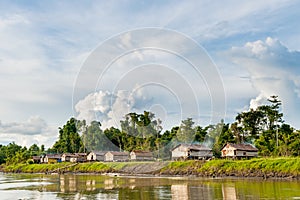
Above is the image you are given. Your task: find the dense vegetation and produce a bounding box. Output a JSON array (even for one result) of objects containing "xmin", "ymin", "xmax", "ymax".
[{"xmin": 0, "ymin": 95, "xmax": 300, "ymax": 165}]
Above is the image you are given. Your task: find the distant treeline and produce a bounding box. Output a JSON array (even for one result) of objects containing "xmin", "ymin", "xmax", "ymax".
[{"xmin": 1, "ymin": 95, "xmax": 299, "ymax": 165}]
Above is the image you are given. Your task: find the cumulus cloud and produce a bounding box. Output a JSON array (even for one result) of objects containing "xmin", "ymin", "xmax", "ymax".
[
  {"xmin": 0, "ymin": 116, "xmax": 47, "ymax": 135},
  {"xmin": 75, "ymin": 88, "xmax": 153, "ymax": 129},
  {"xmin": 0, "ymin": 116, "xmax": 57, "ymax": 147},
  {"xmin": 228, "ymin": 37, "xmax": 300, "ymax": 128}
]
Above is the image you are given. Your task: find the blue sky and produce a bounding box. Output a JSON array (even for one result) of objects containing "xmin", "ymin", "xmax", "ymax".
[{"xmin": 0, "ymin": 0, "xmax": 300, "ymax": 147}]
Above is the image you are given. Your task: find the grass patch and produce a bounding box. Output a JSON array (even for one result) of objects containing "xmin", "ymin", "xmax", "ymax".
[
  {"xmin": 2, "ymin": 157, "xmax": 300, "ymax": 177},
  {"xmin": 160, "ymin": 157, "xmax": 300, "ymax": 177}
]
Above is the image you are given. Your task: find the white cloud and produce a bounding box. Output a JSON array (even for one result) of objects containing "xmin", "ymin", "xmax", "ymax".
[
  {"xmin": 0, "ymin": 116, "xmax": 57, "ymax": 147},
  {"xmin": 227, "ymin": 37, "xmax": 300, "ymax": 128},
  {"xmin": 1, "ymin": 0, "xmax": 300, "ymax": 148},
  {"xmin": 75, "ymin": 88, "xmax": 152, "ymax": 129}
]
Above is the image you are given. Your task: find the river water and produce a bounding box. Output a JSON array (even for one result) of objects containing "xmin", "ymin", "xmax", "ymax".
[{"xmin": 0, "ymin": 173, "xmax": 299, "ymax": 200}]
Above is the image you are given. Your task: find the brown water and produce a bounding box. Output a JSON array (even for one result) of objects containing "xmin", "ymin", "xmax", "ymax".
[{"xmin": 0, "ymin": 173, "xmax": 299, "ymax": 199}]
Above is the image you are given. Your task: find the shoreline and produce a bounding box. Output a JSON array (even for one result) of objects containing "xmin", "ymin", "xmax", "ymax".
[
  {"xmin": 1, "ymin": 157, "xmax": 299, "ymax": 180},
  {"xmin": 1, "ymin": 171, "xmax": 298, "ymax": 181}
]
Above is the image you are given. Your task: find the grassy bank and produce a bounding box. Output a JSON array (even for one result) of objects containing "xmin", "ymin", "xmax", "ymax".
[
  {"xmin": 2, "ymin": 162, "xmax": 112, "ymax": 173},
  {"xmin": 2, "ymin": 157, "xmax": 300, "ymax": 178},
  {"xmin": 160, "ymin": 157, "xmax": 300, "ymax": 178}
]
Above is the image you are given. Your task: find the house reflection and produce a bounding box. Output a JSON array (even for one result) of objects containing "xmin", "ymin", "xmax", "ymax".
[
  {"xmin": 171, "ymin": 183, "xmax": 213, "ymax": 200},
  {"xmin": 171, "ymin": 184, "xmax": 188, "ymax": 200},
  {"xmin": 222, "ymin": 184, "xmax": 237, "ymax": 200},
  {"xmin": 128, "ymin": 178, "xmax": 136, "ymax": 189},
  {"xmin": 59, "ymin": 175, "xmax": 77, "ymax": 192},
  {"xmin": 86, "ymin": 179, "xmax": 96, "ymax": 191},
  {"xmin": 104, "ymin": 178, "xmax": 115, "ymax": 190}
]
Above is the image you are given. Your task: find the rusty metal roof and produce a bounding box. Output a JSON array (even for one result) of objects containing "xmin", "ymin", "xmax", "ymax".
[
  {"xmin": 131, "ymin": 150, "xmax": 153, "ymax": 157},
  {"xmin": 171, "ymin": 144, "xmax": 212, "ymax": 151},
  {"xmin": 106, "ymin": 151, "xmax": 129, "ymax": 156},
  {"xmin": 223, "ymin": 143, "xmax": 258, "ymax": 151}
]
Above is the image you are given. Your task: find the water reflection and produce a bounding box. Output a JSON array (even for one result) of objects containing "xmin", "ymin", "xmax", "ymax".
[
  {"xmin": 222, "ymin": 184, "xmax": 236, "ymax": 200},
  {"xmin": 0, "ymin": 173, "xmax": 300, "ymax": 200}
]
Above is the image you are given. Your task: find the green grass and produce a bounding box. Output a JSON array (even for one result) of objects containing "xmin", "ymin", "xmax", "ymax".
[
  {"xmin": 160, "ymin": 157, "xmax": 300, "ymax": 177},
  {"xmin": 2, "ymin": 157, "xmax": 300, "ymax": 178},
  {"xmin": 3, "ymin": 163, "xmax": 71, "ymax": 173}
]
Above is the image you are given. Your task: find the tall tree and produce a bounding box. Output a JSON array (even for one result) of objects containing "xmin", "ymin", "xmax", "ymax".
[
  {"xmin": 176, "ymin": 118, "xmax": 195, "ymax": 144},
  {"xmin": 194, "ymin": 125, "xmax": 208, "ymax": 143},
  {"xmin": 52, "ymin": 118, "xmax": 83, "ymax": 153}
]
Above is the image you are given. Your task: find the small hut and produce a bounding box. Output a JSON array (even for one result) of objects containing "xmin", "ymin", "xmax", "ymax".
[
  {"xmin": 171, "ymin": 144, "xmax": 213, "ymax": 160},
  {"xmin": 130, "ymin": 150, "xmax": 154, "ymax": 161},
  {"xmin": 87, "ymin": 151, "xmax": 106, "ymax": 161},
  {"xmin": 221, "ymin": 143, "xmax": 258, "ymax": 159},
  {"xmin": 104, "ymin": 151, "xmax": 129, "ymax": 162}
]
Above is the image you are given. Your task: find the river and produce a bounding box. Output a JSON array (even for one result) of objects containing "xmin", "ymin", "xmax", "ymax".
[{"xmin": 0, "ymin": 173, "xmax": 299, "ymax": 199}]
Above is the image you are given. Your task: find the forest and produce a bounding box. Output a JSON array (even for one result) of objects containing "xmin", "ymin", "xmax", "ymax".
[{"xmin": 1, "ymin": 95, "xmax": 300, "ymax": 165}]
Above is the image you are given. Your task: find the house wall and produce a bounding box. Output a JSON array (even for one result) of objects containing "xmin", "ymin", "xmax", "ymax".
[
  {"xmin": 171, "ymin": 146, "xmax": 188, "ymax": 159},
  {"xmin": 130, "ymin": 153, "xmax": 153, "ymax": 161},
  {"xmin": 48, "ymin": 158, "xmax": 58, "ymax": 164},
  {"xmin": 248, "ymin": 151, "xmax": 258, "ymax": 157},
  {"xmin": 237, "ymin": 151, "xmax": 258, "ymax": 157},
  {"xmin": 87, "ymin": 153, "xmax": 95, "ymax": 161},
  {"xmin": 221, "ymin": 146, "xmax": 236, "ymax": 157},
  {"xmin": 87, "ymin": 152, "xmax": 105, "ymax": 161},
  {"xmin": 113, "ymin": 155, "xmax": 128, "ymax": 161},
  {"xmin": 130, "ymin": 153, "xmax": 136, "ymax": 160},
  {"xmin": 96, "ymin": 155, "xmax": 105, "ymax": 161},
  {"xmin": 105, "ymin": 153, "xmax": 128, "ymax": 161},
  {"xmin": 190, "ymin": 150, "xmax": 213, "ymax": 158},
  {"xmin": 61, "ymin": 155, "xmax": 71, "ymax": 162},
  {"xmin": 222, "ymin": 146, "xmax": 258, "ymax": 157},
  {"xmin": 137, "ymin": 156, "xmax": 153, "ymax": 161},
  {"xmin": 105, "ymin": 152, "xmax": 114, "ymax": 161}
]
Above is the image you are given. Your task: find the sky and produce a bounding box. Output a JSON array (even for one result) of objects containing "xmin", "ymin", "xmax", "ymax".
[{"xmin": 0, "ymin": 0, "xmax": 300, "ymax": 148}]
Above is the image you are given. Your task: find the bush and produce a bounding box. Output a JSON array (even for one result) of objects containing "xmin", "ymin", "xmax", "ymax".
[{"xmin": 27, "ymin": 159, "xmax": 34, "ymax": 164}]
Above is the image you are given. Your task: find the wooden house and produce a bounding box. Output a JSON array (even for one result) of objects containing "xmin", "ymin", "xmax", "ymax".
[
  {"xmin": 61, "ymin": 153, "xmax": 87, "ymax": 162},
  {"xmin": 70, "ymin": 153, "xmax": 87, "ymax": 163},
  {"xmin": 61, "ymin": 153, "xmax": 73, "ymax": 162},
  {"xmin": 44, "ymin": 154, "xmax": 62, "ymax": 164},
  {"xmin": 87, "ymin": 151, "xmax": 106, "ymax": 161},
  {"xmin": 104, "ymin": 151, "xmax": 129, "ymax": 162},
  {"xmin": 130, "ymin": 150, "xmax": 154, "ymax": 161},
  {"xmin": 40, "ymin": 154, "xmax": 46, "ymax": 163},
  {"xmin": 221, "ymin": 143, "xmax": 258, "ymax": 159},
  {"xmin": 171, "ymin": 144, "xmax": 213, "ymax": 160},
  {"xmin": 32, "ymin": 156, "xmax": 41, "ymax": 164}
]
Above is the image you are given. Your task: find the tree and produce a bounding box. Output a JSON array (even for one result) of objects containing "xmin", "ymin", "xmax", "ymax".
[
  {"xmin": 120, "ymin": 111, "xmax": 162, "ymax": 151},
  {"xmin": 207, "ymin": 120, "xmax": 232, "ymax": 157},
  {"xmin": 230, "ymin": 122, "xmax": 244, "ymax": 143},
  {"xmin": 258, "ymin": 95, "xmax": 283, "ymax": 131},
  {"xmin": 52, "ymin": 118, "xmax": 83, "ymax": 153},
  {"xmin": 235, "ymin": 108, "xmax": 264, "ymax": 141},
  {"xmin": 104, "ymin": 127, "xmax": 125, "ymax": 151},
  {"xmin": 28, "ymin": 144, "xmax": 40, "ymax": 156},
  {"xmin": 194, "ymin": 125, "xmax": 208, "ymax": 143},
  {"xmin": 0, "ymin": 145, "xmax": 7, "ymax": 164},
  {"xmin": 40, "ymin": 144, "xmax": 45, "ymax": 153},
  {"xmin": 176, "ymin": 118, "xmax": 195, "ymax": 144}
]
